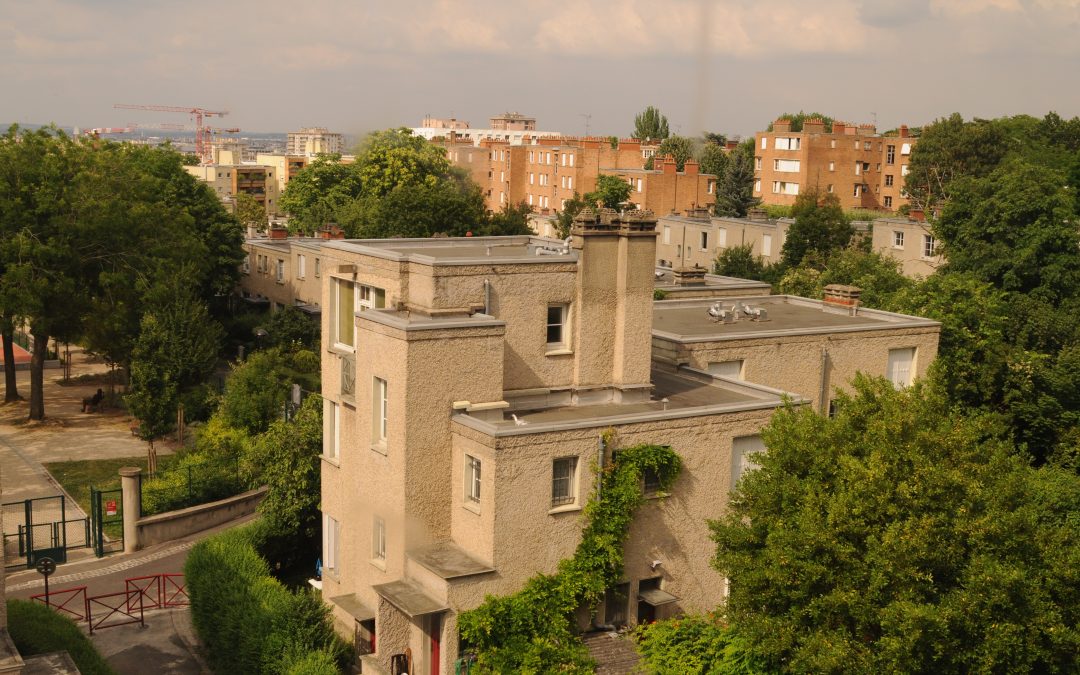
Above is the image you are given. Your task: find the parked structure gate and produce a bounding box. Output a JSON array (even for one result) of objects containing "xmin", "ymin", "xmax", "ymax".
[
  {"xmin": 2, "ymin": 495, "xmax": 89, "ymax": 569},
  {"xmin": 90, "ymin": 487, "xmax": 124, "ymax": 557}
]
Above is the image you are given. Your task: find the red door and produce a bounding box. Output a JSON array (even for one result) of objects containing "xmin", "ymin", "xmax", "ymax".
[{"xmin": 429, "ymin": 615, "xmax": 442, "ymax": 675}]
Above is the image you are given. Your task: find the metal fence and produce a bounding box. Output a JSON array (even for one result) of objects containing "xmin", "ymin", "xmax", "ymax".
[
  {"xmin": 140, "ymin": 453, "xmax": 244, "ymax": 517},
  {"xmin": 2, "ymin": 496, "xmax": 89, "ymax": 569}
]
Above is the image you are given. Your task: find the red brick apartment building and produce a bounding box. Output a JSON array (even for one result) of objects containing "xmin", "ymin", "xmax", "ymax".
[
  {"xmin": 754, "ymin": 118, "xmax": 916, "ymax": 211},
  {"xmin": 442, "ymin": 136, "xmax": 716, "ymax": 217}
]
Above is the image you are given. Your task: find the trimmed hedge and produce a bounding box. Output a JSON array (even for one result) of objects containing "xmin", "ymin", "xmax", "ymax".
[
  {"xmin": 185, "ymin": 520, "xmax": 346, "ymax": 674},
  {"xmin": 6, "ymin": 599, "xmax": 116, "ymax": 675},
  {"xmin": 635, "ymin": 613, "xmax": 766, "ymax": 674}
]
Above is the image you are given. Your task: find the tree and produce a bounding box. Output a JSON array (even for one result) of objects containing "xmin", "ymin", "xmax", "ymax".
[
  {"xmin": 780, "ymin": 188, "xmax": 852, "ymax": 268},
  {"xmin": 556, "ymin": 192, "xmax": 590, "ymax": 238},
  {"xmin": 696, "ymin": 142, "xmax": 730, "ymax": 180},
  {"xmin": 585, "ymin": 175, "xmax": 633, "ymax": 210},
  {"xmin": 648, "ymin": 135, "xmax": 694, "ymax": 171},
  {"xmin": 904, "ymin": 113, "xmax": 1008, "ymax": 210},
  {"xmin": 216, "ymin": 348, "xmax": 318, "ymax": 436},
  {"xmin": 263, "ymin": 306, "xmax": 320, "ymax": 351},
  {"xmin": 278, "ymin": 154, "xmax": 363, "ymax": 233},
  {"xmin": 633, "ymin": 106, "xmax": 670, "ymax": 142},
  {"xmin": 768, "ymin": 112, "xmax": 834, "ymax": 132},
  {"xmin": 353, "ymin": 128, "xmax": 455, "ymax": 198},
  {"xmin": 248, "ymin": 395, "xmax": 323, "ymax": 550},
  {"xmin": 476, "ymin": 200, "xmax": 534, "ymax": 237},
  {"xmin": 712, "ymin": 377, "xmax": 1080, "ymax": 673},
  {"xmin": 713, "ymin": 244, "xmax": 766, "ymax": 280},
  {"xmin": 713, "ymin": 142, "xmax": 759, "ymax": 217},
  {"xmin": 338, "ymin": 178, "xmax": 487, "ymax": 239},
  {"xmin": 234, "ymin": 192, "xmax": 266, "ymax": 230}
]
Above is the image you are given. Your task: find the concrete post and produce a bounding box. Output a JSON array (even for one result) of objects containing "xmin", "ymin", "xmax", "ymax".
[{"xmin": 119, "ymin": 466, "xmax": 142, "ymax": 554}]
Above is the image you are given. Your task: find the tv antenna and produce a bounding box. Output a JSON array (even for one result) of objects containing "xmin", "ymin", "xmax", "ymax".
[{"xmin": 580, "ymin": 113, "xmax": 592, "ymax": 137}]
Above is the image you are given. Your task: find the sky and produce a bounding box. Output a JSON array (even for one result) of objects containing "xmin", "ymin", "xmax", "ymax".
[{"xmin": 3, "ymin": 0, "xmax": 1080, "ymax": 139}]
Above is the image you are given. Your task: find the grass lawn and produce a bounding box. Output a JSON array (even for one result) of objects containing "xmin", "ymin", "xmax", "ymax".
[{"xmin": 45, "ymin": 455, "xmax": 178, "ymax": 540}]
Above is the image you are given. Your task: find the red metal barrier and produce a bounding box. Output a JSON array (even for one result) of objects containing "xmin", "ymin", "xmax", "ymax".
[
  {"xmin": 30, "ymin": 585, "xmax": 88, "ymax": 623},
  {"xmin": 89, "ymin": 588, "xmax": 144, "ymax": 634},
  {"xmin": 162, "ymin": 573, "xmax": 188, "ymax": 607},
  {"xmin": 126, "ymin": 574, "xmax": 162, "ymax": 612}
]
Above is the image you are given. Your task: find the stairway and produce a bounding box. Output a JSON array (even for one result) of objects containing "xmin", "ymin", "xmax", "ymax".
[{"xmin": 582, "ymin": 631, "xmax": 642, "ymax": 674}]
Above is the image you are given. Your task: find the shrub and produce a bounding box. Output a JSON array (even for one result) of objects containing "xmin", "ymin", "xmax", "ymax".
[
  {"xmin": 635, "ymin": 613, "xmax": 765, "ymax": 675},
  {"xmin": 185, "ymin": 520, "xmax": 347, "ymax": 674},
  {"xmin": 6, "ymin": 599, "xmax": 116, "ymax": 675},
  {"xmin": 140, "ymin": 448, "xmax": 242, "ymax": 515}
]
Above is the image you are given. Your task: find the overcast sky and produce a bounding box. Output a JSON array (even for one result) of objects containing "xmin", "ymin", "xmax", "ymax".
[{"xmin": 3, "ymin": 0, "xmax": 1079, "ymax": 139}]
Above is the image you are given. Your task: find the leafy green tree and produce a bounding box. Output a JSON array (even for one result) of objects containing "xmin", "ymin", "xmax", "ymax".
[
  {"xmin": 714, "ymin": 142, "xmax": 759, "ymax": 217},
  {"xmin": 585, "ymin": 174, "xmax": 633, "ymax": 210},
  {"xmin": 216, "ymin": 348, "xmax": 318, "ymax": 436},
  {"xmin": 633, "ymin": 106, "xmax": 670, "ymax": 141},
  {"xmin": 768, "ymin": 112, "xmax": 834, "ymax": 132},
  {"xmin": 904, "ymin": 113, "xmax": 1008, "ymax": 210},
  {"xmin": 353, "ymin": 128, "xmax": 454, "ymax": 198},
  {"xmin": 556, "ymin": 192, "xmax": 590, "ymax": 238},
  {"xmin": 234, "ymin": 192, "xmax": 266, "ymax": 229},
  {"xmin": 248, "ymin": 396, "xmax": 323, "ymax": 550},
  {"xmin": 934, "ymin": 159, "xmax": 1080, "ymax": 304},
  {"xmin": 712, "ymin": 377, "xmax": 1080, "ymax": 673},
  {"xmin": 713, "ymin": 244, "xmax": 765, "ymax": 280},
  {"xmin": 279, "ymin": 154, "xmax": 363, "ymax": 233},
  {"xmin": 696, "ymin": 142, "xmax": 730, "ymax": 179},
  {"xmin": 780, "ymin": 188, "xmax": 852, "ymax": 268},
  {"xmin": 635, "ymin": 613, "xmax": 763, "ymax": 675},
  {"xmin": 780, "ymin": 249, "xmax": 912, "ymax": 309},
  {"xmin": 648, "ymin": 135, "xmax": 694, "ymax": 171},
  {"xmin": 125, "ymin": 313, "xmax": 180, "ymax": 445},
  {"xmin": 476, "ymin": 200, "xmax": 534, "ymax": 236},
  {"xmin": 338, "ymin": 178, "xmax": 487, "ymax": 238},
  {"xmin": 263, "ymin": 306, "xmax": 319, "ymax": 351}
]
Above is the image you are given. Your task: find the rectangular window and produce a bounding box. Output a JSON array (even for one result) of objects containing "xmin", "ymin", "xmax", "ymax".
[
  {"xmin": 643, "ymin": 466, "xmax": 663, "ymax": 495},
  {"xmin": 372, "ymin": 516, "xmax": 386, "ymax": 561},
  {"xmin": 923, "ymin": 234, "xmax": 936, "ymax": 258},
  {"xmin": 901, "ymin": 143, "xmax": 912, "ymax": 155},
  {"xmin": 901, "ymin": 164, "xmax": 910, "ymax": 177},
  {"xmin": 893, "ymin": 231, "xmax": 905, "ymax": 248},
  {"xmin": 855, "ymin": 162, "xmax": 862, "ymax": 176},
  {"xmin": 297, "ymin": 254, "xmax": 306, "ymax": 279},
  {"xmin": 773, "ymin": 159, "xmax": 800, "ymax": 172},
  {"xmin": 567, "ymin": 176, "xmax": 573, "ymax": 190},
  {"xmin": 465, "ymin": 455, "xmax": 481, "ymax": 504},
  {"xmin": 885, "ymin": 174, "xmax": 894, "ymax": 187},
  {"xmin": 323, "ymin": 513, "xmax": 340, "ymax": 575},
  {"xmin": 708, "ymin": 360, "xmax": 744, "ymax": 380},
  {"xmin": 663, "ymin": 226, "xmax": 671, "ymax": 245},
  {"xmin": 754, "ymin": 157, "xmax": 762, "ymax": 171},
  {"xmin": 864, "ymin": 141, "xmax": 872, "ymax": 151},
  {"xmin": 546, "ymin": 304, "xmax": 568, "ymax": 348},
  {"xmin": 529, "ymin": 172, "xmax": 534, "ymax": 185},
  {"xmin": 853, "ymin": 185, "xmax": 861, "ymax": 197},
  {"xmin": 334, "ymin": 279, "xmax": 355, "ymax": 349},
  {"xmin": 636, "ymin": 178, "xmax": 643, "ymax": 193},
  {"xmin": 700, "ymin": 231, "xmax": 708, "ymax": 250},
  {"xmin": 551, "ymin": 457, "xmax": 578, "ymax": 506},
  {"xmin": 315, "ymin": 258, "xmax": 321, "ymax": 277},
  {"xmin": 754, "ymin": 179, "xmax": 761, "ymax": 193},
  {"xmin": 717, "ymin": 228, "xmax": 727, "ymax": 248},
  {"xmin": 760, "ymin": 137, "xmax": 767, "ymax": 150},
  {"xmin": 774, "ymin": 137, "xmax": 800, "ymax": 150},
  {"xmin": 887, "ymin": 347, "xmax": 916, "ymax": 389},
  {"xmin": 731, "ymin": 435, "xmax": 765, "ymax": 488},
  {"xmin": 707, "ymin": 180, "xmax": 715, "ymax": 194},
  {"xmin": 773, "ymin": 181, "xmax": 799, "ymax": 195},
  {"xmin": 830, "ymin": 139, "xmax": 837, "ymax": 149},
  {"xmin": 276, "ymin": 260, "xmax": 285, "ymax": 282},
  {"xmin": 827, "ymin": 184, "xmax": 834, "ymax": 193},
  {"xmin": 373, "ymin": 377, "xmax": 387, "ymax": 444},
  {"xmin": 884, "ymin": 196, "xmax": 893, "ymax": 208},
  {"xmin": 324, "ymin": 399, "xmax": 339, "ymax": 460},
  {"xmin": 828, "ymin": 161, "xmax": 835, "ymax": 172},
  {"xmin": 886, "ymin": 145, "xmax": 896, "ymax": 164},
  {"xmin": 762, "ymin": 234, "xmax": 772, "ymax": 257}
]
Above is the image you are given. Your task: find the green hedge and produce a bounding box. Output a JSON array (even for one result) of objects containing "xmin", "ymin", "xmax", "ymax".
[
  {"xmin": 634, "ymin": 613, "xmax": 766, "ymax": 674},
  {"xmin": 6, "ymin": 599, "xmax": 116, "ymax": 675},
  {"xmin": 185, "ymin": 520, "xmax": 346, "ymax": 674},
  {"xmin": 141, "ymin": 449, "xmax": 243, "ymax": 516}
]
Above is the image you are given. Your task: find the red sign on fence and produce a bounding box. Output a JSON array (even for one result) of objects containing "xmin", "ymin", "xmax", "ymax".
[{"xmin": 105, "ymin": 500, "xmax": 117, "ymax": 516}]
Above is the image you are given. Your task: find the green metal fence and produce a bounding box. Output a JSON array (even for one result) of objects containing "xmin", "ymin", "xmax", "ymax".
[{"xmin": 140, "ymin": 454, "xmax": 244, "ymax": 517}]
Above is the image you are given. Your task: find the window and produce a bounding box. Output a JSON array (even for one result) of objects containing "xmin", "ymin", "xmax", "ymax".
[
  {"xmin": 297, "ymin": 255, "xmax": 306, "ymax": 279},
  {"xmin": 922, "ymin": 234, "xmax": 936, "ymax": 258},
  {"xmin": 754, "ymin": 157, "xmax": 762, "ymax": 171},
  {"xmin": 830, "ymin": 139, "xmax": 837, "ymax": 149},
  {"xmin": 372, "ymin": 516, "xmax": 386, "ymax": 561},
  {"xmin": 717, "ymin": 228, "xmax": 727, "ymax": 248},
  {"xmin": 373, "ymin": 377, "xmax": 388, "ymax": 444},
  {"xmin": 465, "ymin": 455, "xmax": 481, "ymax": 504},
  {"xmin": 827, "ymin": 184, "xmax": 834, "ymax": 193},
  {"xmin": 762, "ymin": 234, "xmax": 772, "ymax": 257},
  {"xmin": 828, "ymin": 161, "xmax": 835, "ymax": 172},
  {"xmin": 276, "ymin": 260, "xmax": 285, "ymax": 282},
  {"xmin": 901, "ymin": 164, "xmax": 910, "ymax": 176},
  {"xmin": 884, "ymin": 174, "xmax": 894, "ymax": 187},
  {"xmin": 242, "ymin": 257, "xmax": 250, "ymax": 274},
  {"xmin": 529, "ymin": 172, "xmax": 534, "ymax": 185},
  {"xmin": 772, "ymin": 181, "xmax": 799, "ymax": 195},
  {"xmin": 731, "ymin": 435, "xmax": 765, "ymax": 488},
  {"xmin": 662, "ymin": 226, "xmax": 671, "ymax": 245},
  {"xmin": 546, "ymin": 304, "xmax": 568, "ymax": 348},
  {"xmin": 636, "ymin": 178, "xmax": 642, "ymax": 193},
  {"xmin": 893, "ymin": 231, "xmax": 905, "ymax": 248},
  {"xmin": 887, "ymin": 347, "xmax": 916, "ymax": 389},
  {"xmin": 760, "ymin": 137, "xmax": 767, "ymax": 150},
  {"xmin": 828, "ymin": 400, "xmax": 839, "ymax": 418},
  {"xmin": 855, "ymin": 140, "xmax": 860, "ymax": 150},
  {"xmin": 886, "ymin": 145, "xmax": 896, "ymax": 164},
  {"xmin": 333, "ymin": 279, "xmax": 355, "ymax": 349},
  {"xmin": 708, "ymin": 360, "xmax": 744, "ymax": 380},
  {"xmin": 884, "ymin": 196, "xmax": 893, "ymax": 208},
  {"xmin": 323, "ymin": 514, "xmax": 340, "ymax": 575},
  {"xmin": 854, "ymin": 162, "xmax": 862, "ymax": 176},
  {"xmin": 773, "ymin": 159, "xmax": 800, "ymax": 172},
  {"xmin": 315, "ymin": 258, "xmax": 321, "ymax": 277},
  {"xmin": 901, "ymin": 143, "xmax": 912, "ymax": 155},
  {"xmin": 754, "ymin": 179, "xmax": 761, "ymax": 193},
  {"xmin": 775, "ymin": 137, "xmax": 800, "ymax": 150},
  {"xmin": 324, "ymin": 399, "xmax": 340, "ymax": 460},
  {"xmin": 853, "ymin": 184, "xmax": 861, "ymax": 197},
  {"xmin": 643, "ymin": 466, "xmax": 663, "ymax": 495},
  {"xmin": 569, "ymin": 153, "xmax": 575, "ymax": 167},
  {"xmin": 700, "ymin": 231, "xmax": 708, "ymax": 250},
  {"xmin": 567, "ymin": 176, "xmax": 573, "ymax": 190},
  {"xmin": 551, "ymin": 457, "xmax": 578, "ymax": 506},
  {"xmin": 864, "ymin": 141, "xmax": 872, "ymax": 151},
  {"xmin": 707, "ymin": 180, "xmax": 715, "ymax": 194}
]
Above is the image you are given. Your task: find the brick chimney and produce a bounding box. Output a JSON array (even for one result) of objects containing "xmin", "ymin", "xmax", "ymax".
[
  {"xmin": 822, "ymin": 284, "xmax": 862, "ymax": 315},
  {"xmin": 899, "ymin": 124, "xmax": 910, "ymax": 138},
  {"xmin": 269, "ymin": 225, "xmax": 288, "ymax": 240},
  {"xmin": 832, "ymin": 121, "xmax": 846, "ymax": 135},
  {"xmin": 909, "ymin": 208, "xmax": 925, "ymax": 223},
  {"xmin": 803, "ymin": 118, "xmax": 825, "ymax": 134},
  {"xmin": 683, "ymin": 159, "xmax": 699, "ymax": 175},
  {"xmin": 661, "ymin": 155, "xmax": 677, "ymax": 175},
  {"xmin": 773, "ymin": 119, "xmax": 792, "ymax": 133},
  {"xmin": 319, "ymin": 224, "xmax": 345, "ymax": 239},
  {"xmin": 673, "ymin": 265, "xmax": 707, "ymax": 286}
]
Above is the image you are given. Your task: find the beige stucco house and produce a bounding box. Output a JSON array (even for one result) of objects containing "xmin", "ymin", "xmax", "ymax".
[{"xmin": 314, "ymin": 208, "xmax": 940, "ymax": 674}]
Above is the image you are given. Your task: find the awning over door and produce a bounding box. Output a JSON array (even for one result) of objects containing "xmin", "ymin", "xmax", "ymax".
[
  {"xmin": 637, "ymin": 588, "xmax": 679, "ymax": 606},
  {"xmin": 328, "ymin": 593, "xmax": 375, "ymax": 622},
  {"xmin": 372, "ymin": 580, "xmax": 448, "ymax": 619}
]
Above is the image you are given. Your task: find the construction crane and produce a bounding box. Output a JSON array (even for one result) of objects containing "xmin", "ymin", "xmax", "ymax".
[{"xmin": 114, "ymin": 103, "xmax": 229, "ymax": 163}]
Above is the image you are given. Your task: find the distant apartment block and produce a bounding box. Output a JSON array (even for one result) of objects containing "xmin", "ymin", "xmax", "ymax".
[
  {"xmin": 186, "ymin": 163, "xmax": 280, "ymax": 215},
  {"xmin": 287, "ymin": 127, "xmax": 346, "ymax": 156},
  {"xmin": 871, "ymin": 214, "xmax": 943, "ymax": 278},
  {"xmin": 655, "ymin": 209, "xmax": 793, "ymax": 270},
  {"xmin": 255, "ymin": 153, "xmax": 310, "ymax": 195},
  {"xmin": 754, "ymin": 119, "xmax": 917, "ymax": 212},
  {"xmin": 237, "ymin": 226, "xmax": 346, "ymax": 313},
  {"xmin": 421, "ymin": 117, "xmax": 470, "ymax": 130},
  {"xmin": 210, "ymin": 137, "xmax": 253, "ymax": 164},
  {"xmin": 488, "ymin": 111, "xmax": 536, "ymax": 130},
  {"xmin": 443, "ymin": 137, "xmax": 716, "ymax": 216}
]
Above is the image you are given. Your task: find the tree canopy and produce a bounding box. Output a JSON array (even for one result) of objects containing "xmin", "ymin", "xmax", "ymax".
[
  {"xmin": 633, "ymin": 106, "xmax": 670, "ymax": 142},
  {"xmin": 712, "ymin": 377, "xmax": 1080, "ymax": 674},
  {"xmin": 713, "ymin": 141, "xmax": 759, "ymax": 218},
  {"xmin": 648, "ymin": 135, "xmax": 694, "ymax": 171},
  {"xmin": 586, "ymin": 175, "xmax": 634, "ymax": 210},
  {"xmin": 780, "ymin": 188, "xmax": 852, "ymax": 268},
  {"xmin": 768, "ymin": 112, "xmax": 834, "ymax": 133}
]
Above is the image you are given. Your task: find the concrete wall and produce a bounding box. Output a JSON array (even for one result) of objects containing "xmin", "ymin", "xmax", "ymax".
[
  {"xmin": 871, "ymin": 217, "xmax": 942, "ymax": 278},
  {"xmin": 656, "ymin": 215, "xmax": 791, "ymax": 269},
  {"xmin": 135, "ymin": 487, "xmax": 267, "ymax": 548}
]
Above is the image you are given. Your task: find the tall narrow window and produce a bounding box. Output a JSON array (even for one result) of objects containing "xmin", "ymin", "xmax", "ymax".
[
  {"xmin": 731, "ymin": 435, "xmax": 765, "ymax": 488},
  {"xmin": 700, "ymin": 231, "xmax": 708, "ymax": 250},
  {"xmin": 922, "ymin": 234, "xmax": 936, "ymax": 258},
  {"xmin": 465, "ymin": 455, "xmax": 481, "ymax": 503},
  {"xmin": 324, "ymin": 399, "xmax": 339, "ymax": 460},
  {"xmin": 888, "ymin": 347, "xmax": 916, "ymax": 389},
  {"xmin": 552, "ymin": 457, "xmax": 578, "ymax": 506},
  {"xmin": 334, "ymin": 279, "xmax": 355, "ymax": 349},
  {"xmin": 762, "ymin": 234, "xmax": 772, "ymax": 257},
  {"xmin": 546, "ymin": 305, "xmax": 568, "ymax": 349},
  {"xmin": 276, "ymin": 260, "xmax": 285, "ymax": 282},
  {"xmin": 372, "ymin": 516, "xmax": 386, "ymax": 561},
  {"xmin": 717, "ymin": 228, "xmax": 727, "ymax": 248},
  {"xmin": 297, "ymin": 255, "xmax": 306, "ymax": 279},
  {"xmin": 886, "ymin": 145, "xmax": 896, "ymax": 164},
  {"xmin": 373, "ymin": 377, "xmax": 387, "ymax": 444},
  {"xmin": 323, "ymin": 513, "xmax": 340, "ymax": 575}
]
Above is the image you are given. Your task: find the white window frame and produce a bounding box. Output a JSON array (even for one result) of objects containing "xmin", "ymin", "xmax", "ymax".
[
  {"xmin": 551, "ymin": 457, "xmax": 578, "ymax": 507},
  {"xmin": 717, "ymin": 228, "xmax": 727, "ymax": 248},
  {"xmin": 760, "ymin": 137, "xmax": 768, "ymax": 150},
  {"xmin": 324, "ymin": 399, "xmax": 340, "ymax": 461},
  {"xmin": 275, "ymin": 259, "xmax": 285, "ymax": 283},
  {"xmin": 922, "ymin": 234, "xmax": 936, "ymax": 259},
  {"xmin": 323, "ymin": 513, "xmax": 340, "ymax": 576},
  {"xmin": 465, "ymin": 455, "xmax": 481, "ymax": 504},
  {"xmin": 372, "ymin": 516, "xmax": 386, "ymax": 562},
  {"xmin": 546, "ymin": 304, "xmax": 569, "ymax": 350},
  {"xmin": 297, "ymin": 254, "xmax": 306, "ymax": 279},
  {"xmin": 731, "ymin": 435, "xmax": 765, "ymax": 488},
  {"xmin": 762, "ymin": 234, "xmax": 772, "ymax": 257},
  {"xmin": 373, "ymin": 377, "xmax": 388, "ymax": 445},
  {"xmin": 893, "ymin": 231, "xmax": 905, "ymax": 249},
  {"xmin": 887, "ymin": 347, "xmax": 916, "ymax": 389}
]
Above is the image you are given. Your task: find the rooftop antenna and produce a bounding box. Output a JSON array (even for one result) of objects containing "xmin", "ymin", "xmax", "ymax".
[
  {"xmin": 580, "ymin": 113, "xmax": 592, "ymax": 137},
  {"xmin": 871, "ymin": 111, "xmax": 878, "ymax": 127}
]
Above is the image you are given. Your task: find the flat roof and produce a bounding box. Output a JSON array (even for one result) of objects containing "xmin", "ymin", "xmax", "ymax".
[
  {"xmin": 372, "ymin": 580, "xmax": 447, "ymax": 618},
  {"xmin": 653, "ymin": 296, "xmax": 940, "ymax": 341},
  {"xmin": 408, "ymin": 542, "xmax": 494, "ymax": 580},
  {"xmin": 455, "ymin": 368, "xmax": 800, "ymax": 436},
  {"xmin": 653, "ymin": 269, "xmax": 771, "ymax": 292},
  {"xmin": 324, "ymin": 236, "xmax": 577, "ymax": 265}
]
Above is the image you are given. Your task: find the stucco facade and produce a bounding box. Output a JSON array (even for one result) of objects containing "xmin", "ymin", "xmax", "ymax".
[
  {"xmin": 871, "ymin": 216, "xmax": 943, "ymax": 278},
  {"xmin": 316, "ymin": 211, "xmax": 940, "ymax": 674}
]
